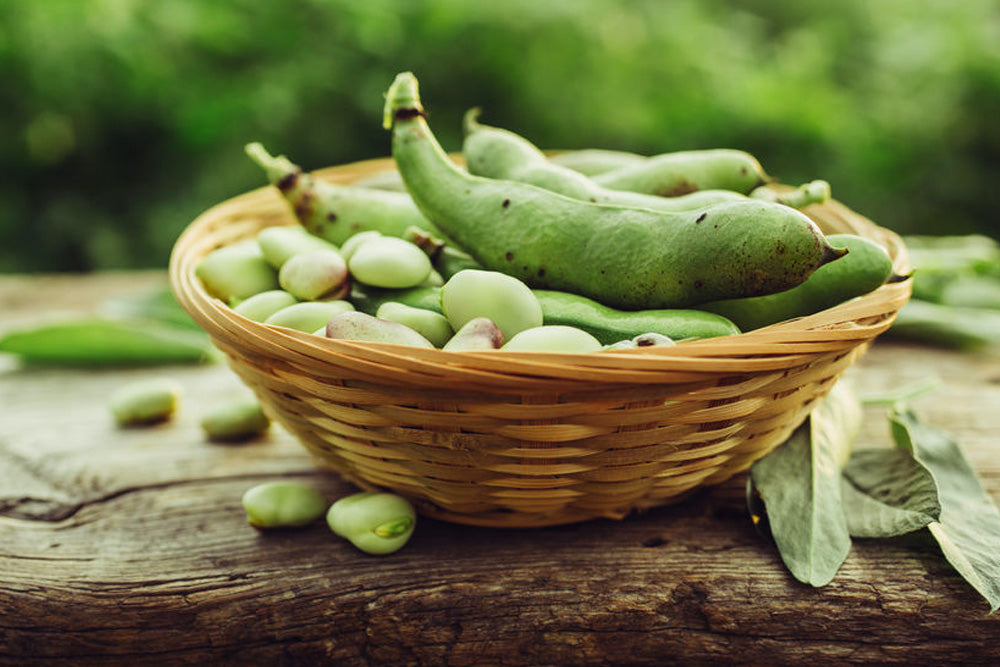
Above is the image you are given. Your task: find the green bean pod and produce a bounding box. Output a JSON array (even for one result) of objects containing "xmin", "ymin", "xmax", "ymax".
[
  {"xmin": 244, "ymin": 142, "xmax": 442, "ymax": 245},
  {"xmin": 351, "ymin": 169, "xmax": 409, "ymax": 192},
  {"xmin": 383, "ymin": 72, "xmax": 845, "ymax": 310},
  {"xmin": 0, "ymin": 318, "xmax": 217, "ymax": 366},
  {"xmin": 463, "ymin": 110, "xmax": 748, "ymax": 212},
  {"xmin": 592, "ymin": 148, "xmax": 769, "ymax": 196},
  {"xmin": 699, "ymin": 234, "xmax": 894, "ymax": 330},
  {"xmin": 533, "ymin": 289, "xmax": 740, "ymax": 344},
  {"xmin": 548, "ymin": 149, "xmax": 648, "ymax": 176}
]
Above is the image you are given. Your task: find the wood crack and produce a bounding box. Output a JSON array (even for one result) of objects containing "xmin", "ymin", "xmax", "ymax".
[{"xmin": 0, "ymin": 470, "xmax": 325, "ymax": 523}]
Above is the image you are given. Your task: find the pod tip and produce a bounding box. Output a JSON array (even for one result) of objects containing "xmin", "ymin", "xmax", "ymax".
[
  {"xmin": 802, "ymin": 179, "xmax": 831, "ymax": 206},
  {"xmin": 886, "ymin": 270, "xmax": 914, "ymax": 284},
  {"xmin": 823, "ymin": 243, "xmax": 850, "ymax": 265}
]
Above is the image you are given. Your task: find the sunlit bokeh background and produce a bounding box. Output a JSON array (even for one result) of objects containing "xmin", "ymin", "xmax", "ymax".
[{"xmin": 2, "ymin": 0, "xmax": 999, "ymax": 273}]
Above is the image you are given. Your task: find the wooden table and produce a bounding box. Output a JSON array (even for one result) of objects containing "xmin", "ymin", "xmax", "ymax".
[{"xmin": 2, "ymin": 272, "xmax": 999, "ymax": 666}]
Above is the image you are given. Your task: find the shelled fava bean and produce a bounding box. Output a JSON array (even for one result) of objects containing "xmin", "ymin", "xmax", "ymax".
[
  {"xmin": 440, "ymin": 269, "xmax": 543, "ymax": 340},
  {"xmin": 199, "ymin": 227, "xmax": 642, "ymax": 353},
  {"xmin": 375, "ymin": 301, "xmax": 454, "ymax": 347},
  {"xmin": 326, "ymin": 491, "xmax": 417, "ymax": 555},
  {"xmin": 257, "ymin": 226, "xmax": 339, "ymax": 269},
  {"xmin": 278, "ymin": 249, "xmax": 350, "ymax": 301},
  {"xmin": 109, "ymin": 378, "xmax": 183, "ymax": 426},
  {"xmin": 201, "ymin": 398, "xmax": 271, "ymax": 443},
  {"xmin": 241, "ymin": 483, "xmax": 417, "ymax": 555},
  {"xmin": 241, "ymin": 482, "xmax": 329, "ymax": 529}
]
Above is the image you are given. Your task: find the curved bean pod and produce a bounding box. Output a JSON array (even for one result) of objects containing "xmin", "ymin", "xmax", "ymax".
[
  {"xmin": 245, "ymin": 142, "xmax": 442, "ymax": 245},
  {"xmin": 592, "ymin": 148, "xmax": 769, "ymax": 196},
  {"xmin": 699, "ymin": 234, "xmax": 893, "ymax": 330},
  {"xmin": 383, "ymin": 72, "xmax": 845, "ymax": 310},
  {"xmin": 463, "ymin": 111, "xmax": 748, "ymax": 211}
]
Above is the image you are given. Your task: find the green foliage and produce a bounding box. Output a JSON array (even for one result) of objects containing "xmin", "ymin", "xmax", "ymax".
[{"xmin": 2, "ymin": 0, "xmax": 999, "ymax": 271}]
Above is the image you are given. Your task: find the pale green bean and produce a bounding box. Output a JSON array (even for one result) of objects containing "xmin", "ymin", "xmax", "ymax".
[
  {"xmin": 375, "ymin": 302, "xmax": 454, "ymax": 347},
  {"xmin": 440, "ymin": 269, "xmax": 542, "ymax": 340},
  {"xmin": 109, "ymin": 378, "xmax": 182, "ymax": 426},
  {"xmin": 232, "ymin": 290, "xmax": 299, "ymax": 322},
  {"xmin": 265, "ymin": 301, "xmax": 355, "ymax": 332},
  {"xmin": 279, "ymin": 249, "xmax": 350, "ymax": 300},
  {"xmin": 326, "ymin": 491, "xmax": 416, "ymax": 555},
  {"xmin": 242, "ymin": 481, "xmax": 328, "ymax": 529},
  {"xmin": 257, "ymin": 226, "xmax": 339, "ymax": 269},
  {"xmin": 201, "ymin": 399, "xmax": 271, "ymax": 443}
]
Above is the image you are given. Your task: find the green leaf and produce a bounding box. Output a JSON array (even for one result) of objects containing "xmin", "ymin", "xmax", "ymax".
[
  {"xmin": 99, "ymin": 287, "xmax": 203, "ymax": 331},
  {"xmin": 886, "ymin": 299, "xmax": 1000, "ymax": 351},
  {"xmin": 840, "ymin": 448, "xmax": 941, "ymax": 538},
  {"xmin": 812, "ymin": 376, "xmax": 864, "ymax": 469},
  {"xmin": 860, "ymin": 375, "xmax": 941, "ymax": 407},
  {"xmin": 890, "ymin": 407, "xmax": 1000, "ymax": 612},
  {"xmin": 0, "ymin": 318, "xmax": 219, "ymax": 366},
  {"xmin": 750, "ymin": 379, "xmax": 860, "ymax": 586}
]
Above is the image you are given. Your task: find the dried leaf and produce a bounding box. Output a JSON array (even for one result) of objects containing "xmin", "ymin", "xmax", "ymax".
[
  {"xmin": 841, "ymin": 448, "xmax": 940, "ymax": 538},
  {"xmin": 750, "ymin": 379, "xmax": 860, "ymax": 586},
  {"xmin": 890, "ymin": 407, "xmax": 1000, "ymax": 612}
]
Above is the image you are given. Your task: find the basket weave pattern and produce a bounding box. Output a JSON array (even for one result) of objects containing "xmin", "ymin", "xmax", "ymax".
[{"xmin": 170, "ymin": 158, "xmax": 911, "ymax": 527}]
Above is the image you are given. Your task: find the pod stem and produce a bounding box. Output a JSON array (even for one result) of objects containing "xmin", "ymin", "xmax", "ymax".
[
  {"xmin": 244, "ymin": 142, "xmax": 301, "ymax": 187},
  {"xmin": 403, "ymin": 225, "xmax": 445, "ymax": 259},
  {"xmin": 383, "ymin": 72, "xmax": 425, "ymax": 130}
]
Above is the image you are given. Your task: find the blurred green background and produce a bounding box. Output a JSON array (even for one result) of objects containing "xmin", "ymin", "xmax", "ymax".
[{"xmin": 2, "ymin": 0, "xmax": 999, "ymax": 273}]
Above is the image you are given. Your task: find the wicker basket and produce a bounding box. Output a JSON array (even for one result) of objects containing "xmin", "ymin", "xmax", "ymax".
[{"xmin": 169, "ymin": 157, "xmax": 912, "ymax": 528}]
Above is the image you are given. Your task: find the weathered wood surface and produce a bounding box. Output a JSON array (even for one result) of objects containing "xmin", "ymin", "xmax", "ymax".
[{"xmin": 2, "ymin": 272, "xmax": 999, "ymax": 667}]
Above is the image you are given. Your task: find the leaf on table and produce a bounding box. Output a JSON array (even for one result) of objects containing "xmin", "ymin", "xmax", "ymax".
[
  {"xmin": 812, "ymin": 376, "xmax": 864, "ymax": 469},
  {"xmin": 890, "ymin": 407, "xmax": 1000, "ymax": 612},
  {"xmin": 904, "ymin": 234, "xmax": 1000, "ymax": 280},
  {"xmin": 750, "ymin": 378, "xmax": 861, "ymax": 587},
  {"xmin": 99, "ymin": 287, "xmax": 203, "ymax": 331},
  {"xmin": 841, "ymin": 448, "xmax": 940, "ymax": 538},
  {"xmin": 0, "ymin": 318, "xmax": 219, "ymax": 366},
  {"xmin": 886, "ymin": 299, "xmax": 1000, "ymax": 351}
]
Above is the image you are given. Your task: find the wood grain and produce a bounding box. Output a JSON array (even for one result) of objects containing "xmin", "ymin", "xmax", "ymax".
[{"xmin": 2, "ymin": 272, "xmax": 1000, "ymax": 666}]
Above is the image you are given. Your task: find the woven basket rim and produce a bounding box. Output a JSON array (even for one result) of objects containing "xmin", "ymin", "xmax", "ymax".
[{"xmin": 169, "ymin": 156, "xmax": 912, "ymax": 392}]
